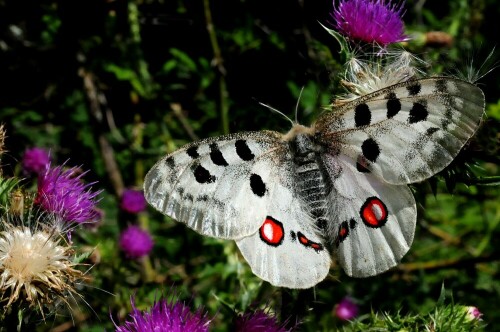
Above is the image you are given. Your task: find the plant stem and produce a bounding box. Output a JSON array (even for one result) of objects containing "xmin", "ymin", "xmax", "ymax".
[
  {"xmin": 81, "ymin": 69, "xmax": 125, "ymax": 197},
  {"xmin": 203, "ymin": 0, "xmax": 230, "ymax": 134}
]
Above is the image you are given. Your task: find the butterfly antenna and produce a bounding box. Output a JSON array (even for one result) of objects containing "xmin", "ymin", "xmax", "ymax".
[
  {"xmin": 295, "ymin": 86, "xmax": 305, "ymax": 124},
  {"xmin": 258, "ymin": 102, "xmax": 295, "ymax": 127}
]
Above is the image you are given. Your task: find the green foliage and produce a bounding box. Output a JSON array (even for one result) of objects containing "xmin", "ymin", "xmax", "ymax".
[{"xmin": 0, "ymin": 177, "xmax": 20, "ymax": 212}]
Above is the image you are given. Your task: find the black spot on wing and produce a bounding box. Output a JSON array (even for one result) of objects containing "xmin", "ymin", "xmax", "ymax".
[
  {"xmin": 186, "ymin": 146, "xmax": 199, "ymax": 159},
  {"xmin": 407, "ymin": 81, "xmax": 421, "ymax": 96},
  {"xmin": 235, "ymin": 140, "xmax": 255, "ymax": 161},
  {"xmin": 196, "ymin": 195, "xmax": 209, "ymax": 202},
  {"xmin": 192, "ymin": 163, "xmax": 216, "ymax": 184},
  {"xmin": 441, "ymin": 108, "xmax": 453, "ymax": 130},
  {"xmin": 356, "ymin": 155, "xmax": 370, "ymax": 173},
  {"xmin": 409, "ymin": 101, "xmax": 428, "ymax": 123},
  {"xmin": 184, "ymin": 193, "xmax": 194, "ymax": 202},
  {"xmin": 209, "ymin": 143, "xmax": 228, "ymax": 166},
  {"xmin": 361, "ymin": 138, "xmax": 380, "ymax": 162},
  {"xmin": 349, "ymin": 218, "xmax": 357, "ymax": 229},
  {"xmin": 316, "ymin": 218, "xmax": 327, "ymax": 230},
  {"xmin": 165, "ymin": 157, "xmax": 175, "ymax": 169},
  {"xmin": 354, "ymin": 103, "xmax": 371, "ymax": 127},
  {"xmin": 386, "ymin": 92, "xmax": 401, "ymax": 118},
  {"xmin": 356, "ymin": 162, "xmax": 370, "ymax": 173},
  {"xmin": 250, "ymin": 173, "xmax": 266, "ymax": 197},
  {"xmin": 426, "ymin": 127, "xmax": 440, "ymax": 136}
]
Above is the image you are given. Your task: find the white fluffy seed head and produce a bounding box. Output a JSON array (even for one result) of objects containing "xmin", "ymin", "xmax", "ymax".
[
  {"xmin": 0, "ymin": 216, "xmax": 84, "ymax": 311},
  {"xmin": 334, "ymin": 50, "xmax": 427, "ymax": 106}
]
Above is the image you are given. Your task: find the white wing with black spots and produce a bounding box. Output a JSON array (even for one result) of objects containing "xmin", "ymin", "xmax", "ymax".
[
  {"xmin": 145, "ymin": 131, "xmax": 287, "ymax": 239},
  {"xmin": 326, "ymin": 154, "xmax": 416, "ymax": 277},
  {"xmin": 145, "ymin": 130, "xmax": 331, "ymax": 288},
  {"xmin": 315, "ymin": 78, "xmax": 485, "ymax": 184},
  {"xmin": 236, "ymin": 181, "xmax": 331, "ymax": 288}
]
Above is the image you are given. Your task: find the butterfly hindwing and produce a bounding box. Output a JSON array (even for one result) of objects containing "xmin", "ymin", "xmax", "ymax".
[
  {"xmin": 327, "ymin": 154, "xmax": 416, "ymax": 277},
  {"xmin": 236, "ymin": 181, "xmax": 331, "ymax": 289},
  {"xmin": 316, "ymin": 77, "xmax": 485, "ymax": 184},
  {"xmin": 144, "ymin": 131, "xmax": 287, "ymax": 239}
]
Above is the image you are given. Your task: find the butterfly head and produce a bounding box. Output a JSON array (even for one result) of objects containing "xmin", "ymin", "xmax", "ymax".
[{"xmin": 282, "ymin": 124, "xmax": 316, "ymax": 142}]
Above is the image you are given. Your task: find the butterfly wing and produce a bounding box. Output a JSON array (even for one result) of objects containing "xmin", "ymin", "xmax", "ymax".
[
  {"xmin": 144, "ymin": 131, "xmax": 284, "ymax": 239},
  {"xmin": 324, "ymin": 153, "xmax": 415, "ymax": 277},
  {"xmin": 144, "ymin": 131, "xmax": 331, "ymax": 288},
  {"xmin": 236, "ymin": 182, "xmax": 331, "ymax": 288},
  {"xmin": 316, "ymin": 77, "xmax": 485, "ymax": 184}
]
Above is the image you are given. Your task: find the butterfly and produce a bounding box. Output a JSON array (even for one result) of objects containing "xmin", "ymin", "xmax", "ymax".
[{"xmin": 144, "ymin": 77, "xmax": 484, "ymax": 289}]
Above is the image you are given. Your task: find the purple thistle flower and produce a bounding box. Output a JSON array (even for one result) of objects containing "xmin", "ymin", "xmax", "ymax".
[
  {"xmin": 120, "ymin": 189, "xmax": 147, "ymax": 214},
  {"xmin": 235, "ymin": 309, "xmax": 294, "ymax": 332},
  {"xmin": 22, "ymin": 147, "xmax": 51, "ymax": 174},
  {"xmin": 35, "ymin": 165, "xmax": 100, "ymax": 224},
  {"xmin": 334, "ymin": 297, "xmax": 359, "ymax": 321},
  {"xmin": 114, "ymin": 295, "xmax": 211, "ymax": 332},
  {"xmin": 119, "ymin": 225, "xmax": 154, "ymax": 258},
  {"xmin": 331, "ymin": 0, "xmax": 408, "ymax": 46}
]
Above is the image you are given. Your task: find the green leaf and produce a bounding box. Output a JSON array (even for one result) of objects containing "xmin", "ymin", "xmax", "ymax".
[
  {"xmin": 437, "ymin": 283, "xmax": 447, "ymax": 307},
  {"xmin": 318, "ymin": 22, "xmax": 350, "ymax": 57},
  {"xmin": 0, "ymin": 177, "xmax": 20, "ymax": 211},
  {"xmin": 73, "ymin": 251, "xmax": 93, "ymax": 264}
]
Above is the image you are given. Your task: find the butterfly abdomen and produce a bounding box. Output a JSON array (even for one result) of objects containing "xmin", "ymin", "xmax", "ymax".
[{"xmin": 290, "ymin": 134, "xmax": 331, "ymax": 230}]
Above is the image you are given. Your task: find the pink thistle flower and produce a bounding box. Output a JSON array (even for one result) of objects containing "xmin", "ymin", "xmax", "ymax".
[
  {"xmin": 22, "ymin": 147, "xmax": 51, "ymax": 174},
  {"xmin": 331, "ymin": 0, "xmax": 408, "ymax": 46},
  {"xmin": 465, "ymin": 306, "xmax": 483, "ymax": 321},
  {"xmin": 120, "ymin": 189, "xmax": 147, "ymax": 214},
  {"xmin": 334, "ymin": 297, "xmax": 359, "ymax": 321},
  {"xmin": 35, "ymin": 165, "xmax": 100, "ymax": 224},
  {"xmin": 235, "ymin": 309, "xmax": 294, "ymax": 332},
  {"xmin": 114, "ymin": 295, "xmax": 211, "ymax": 332},
  {"xmin": 119, "ymin": 225, "xmax": 154, "ymax": 258}
]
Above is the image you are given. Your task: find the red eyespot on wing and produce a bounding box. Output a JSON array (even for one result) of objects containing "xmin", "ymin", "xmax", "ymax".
[
  {"xmin": 297, "ymin": 232, "xmax": 324, "ymax": 252},
  {"xmin": 298, "ymin": 234, "xmax": 308, "ymax": 245},
  {"xmin": 310, "ymin": 243, "xmax": 322, "ymax": 250},
  {"xmin": 259, "ymin": 216, "xmax": 284, "ymax": 246},
  {"xmin": 360, "ymin": 197, "xmax": 388, "ymax": 228},
  {"xmin": 335, "ymin": 220, "xmax": 350, "ymax": 247},
  {"xmin": 339, "ymin": 225, "xmax": 348, "ymax": 238}
]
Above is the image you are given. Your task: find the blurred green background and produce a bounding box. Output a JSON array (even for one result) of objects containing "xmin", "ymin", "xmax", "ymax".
[{"xmin": 1, "ymin": 0, "xmax": 499, "ymax": 330}]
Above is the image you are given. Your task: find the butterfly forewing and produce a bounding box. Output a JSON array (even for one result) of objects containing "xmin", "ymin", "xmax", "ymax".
[
  {"xmin": 144, "ymin": 131, "xmax": 288, "ymax": 239},
  {"xmin": 316, "ymin": 78, "xmax": 485, "ymax": 184}
]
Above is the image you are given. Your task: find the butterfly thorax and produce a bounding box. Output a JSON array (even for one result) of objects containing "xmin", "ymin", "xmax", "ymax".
[{"xmin": 289, "ymin": 133, "xmax": 331, "ymax": 231}]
